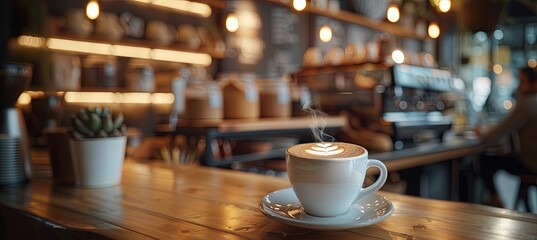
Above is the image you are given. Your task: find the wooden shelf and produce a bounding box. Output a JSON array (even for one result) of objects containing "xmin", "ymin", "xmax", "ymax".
[
  {"xmin": 265, "ymin": 0, "xmax": 428, "ymax": 40},
  {"xmin": 296, "ymin": 61, "xmax": 388, "ymax": 75}
]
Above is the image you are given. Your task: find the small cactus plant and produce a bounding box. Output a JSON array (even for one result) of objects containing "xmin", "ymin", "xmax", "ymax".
[{"xmin": 71, "ymin": 106, "xmax": 126, "ymax": 139}]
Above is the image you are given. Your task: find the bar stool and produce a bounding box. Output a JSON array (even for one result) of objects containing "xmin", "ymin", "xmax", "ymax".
[{"xmin": 514, "ymin": 174, "xmax": 537, "ymax": 212}]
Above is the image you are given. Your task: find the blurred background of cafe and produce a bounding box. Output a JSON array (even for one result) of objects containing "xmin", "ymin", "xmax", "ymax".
[{"xmin": 2, "ymin": 0, "xmax": 537, "ymax": 211}]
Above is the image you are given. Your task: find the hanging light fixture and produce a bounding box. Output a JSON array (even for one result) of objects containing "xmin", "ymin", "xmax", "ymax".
[
  {"xmin": 428, "ymin": 22, "xmax": 440, "ymax": 39},
  {"xmin": 430, "ymin": 0, "xmax": 451, "ymax": 13},
  {"xmin": 438, "ymin": 0, "xmax": 451, "ymax": 13},
  {"xmin": 319, "ymin": 25, "xmax": 332, "ymax": 42},
  {"xmin": 293, "ymin": 0, "xmax": 306, "ymax": 11},
  {"xmin": 86, "ymin": 0, "xmax": 100, "ymax": 20},
  {"xmin": 226, "ymin": 13, "xmax": 239, "ymax": 33},
  {"xmin": 386, "ymin": 4, "xmax": 400, "ymax": 23}
]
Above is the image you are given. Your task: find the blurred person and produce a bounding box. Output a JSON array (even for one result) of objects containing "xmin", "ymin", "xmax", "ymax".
[{"xmin": 479, "ymin": 66, "xmax": 537, "ymax": 207}]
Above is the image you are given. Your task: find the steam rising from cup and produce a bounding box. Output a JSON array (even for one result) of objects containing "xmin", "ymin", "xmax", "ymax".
[{"xmin": 302, "ymin": 101, "xmax": 336, "ymax": 143}]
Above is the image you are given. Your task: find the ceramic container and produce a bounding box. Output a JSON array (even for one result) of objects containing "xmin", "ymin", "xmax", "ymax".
[{"xmin": 69, "ymin": 136, "xmax": 126, "ymax": 188}]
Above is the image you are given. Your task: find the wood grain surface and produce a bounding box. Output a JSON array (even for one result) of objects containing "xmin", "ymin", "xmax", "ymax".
[{"xmin": 1, "ymin": 152, "xmax": 536, "ymax": 240}]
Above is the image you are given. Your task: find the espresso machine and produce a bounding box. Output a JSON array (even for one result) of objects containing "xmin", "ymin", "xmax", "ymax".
[
  {"xmin": 295, "ymin": 63, "xmax": 465, "ymax": 150},
  {"xmin": 376, "ymin": 64, "xmax": 465, "ymax": 149},
  {"xmin": 0, "ymin": 62, "xmax": 33, "ymax": 185}
]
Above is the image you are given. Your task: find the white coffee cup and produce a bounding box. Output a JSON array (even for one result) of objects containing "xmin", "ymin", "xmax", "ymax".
[{"xmin": 286, "ymin": 142, "xmax": 387, "ymax": 217}]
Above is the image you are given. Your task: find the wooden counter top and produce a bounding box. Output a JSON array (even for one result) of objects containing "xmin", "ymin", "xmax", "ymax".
[
  {"xmin": 1, "ymin": 155, "xmax": 536, "ymax": 239},
  {"xmin": 372, "ymin": 138, "xmax": 484, "ymax": 172}
]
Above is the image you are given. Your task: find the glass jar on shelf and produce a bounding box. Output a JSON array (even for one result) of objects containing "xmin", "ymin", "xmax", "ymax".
[
  {"xmin": 291, "ymin": 85, "xmax": 312, "ymax": 117},
  {"xmin": 258, "ymin": 77, "xmax": 291, "ymax": 118},
  {"xmin": 81, "ymin": 55, "xmax": 118, "ymax": 89},
  {"xmin": 184, "ymin": 79, "xmax": 223, "ymax": 120},
  {"xmin": 220, "ymin": 73, "xmax": 260, "ymax": 119},
  {"xmin": 125, "ymin": 62, "xmax": 155, "ymax": 92}
]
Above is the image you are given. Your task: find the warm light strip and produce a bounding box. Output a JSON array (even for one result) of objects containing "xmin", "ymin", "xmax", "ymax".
[
  {"xmin": 134, "ymin": 0, "xmax": 212, "ymax": 17},
  {"xmin": 34, "ymin": 37, "xmax": 212, "ymax": 66},
  {"xmin": 151, "ymin": 49, "xmax": 212, "ymax": 66},
  {"xmin": 17, "ymin": 93, "xmax": 32, "ymax": 105},
  {"xmin": 111, "ymin": 45, "xmax": 151, "ymax": 59},
  {"xmin": 63, "ymin": 92, "xmax": 174, "ymax": 104},
  {"xmin": 17, "ymin": 91, "xmax": 47, "ymax": 105},
  {"xmin": 152, "ymin": 0, "xmax": 189, "ymax": 11},
  {"xmin": 187, "ymin": 2, "xmax": 212, "ymax": 17},
  {"xmin": 152, "ymin": 93, "xmax": 176, "ymax": 104},
  {"xmin": 47, "ymin": 38, "xmax": 111, "ymax": 55},
  {"xmin": 121, "ymin": 93, "xmax": 152, "ymax": 104},
  {"xmin": 17, "ymin": 35, "xmax": 46, "ymax": 48},
  {"xmin": 18, "ymin": 91, "xmax": 174, "ymax": 105},
  {"xmin": 64, "ymin": 92, "xmax": 118, "ymax": 103}
]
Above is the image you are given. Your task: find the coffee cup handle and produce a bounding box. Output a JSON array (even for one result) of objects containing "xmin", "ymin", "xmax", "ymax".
[{"xmin": 355, "ymin": 159, "xmax": 388, "ymax": 202}]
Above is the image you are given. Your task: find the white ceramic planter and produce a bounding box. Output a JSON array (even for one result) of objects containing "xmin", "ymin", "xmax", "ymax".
[{"xmin": 69, "ymin": 136, "xmax": 127, "ymax": 188}]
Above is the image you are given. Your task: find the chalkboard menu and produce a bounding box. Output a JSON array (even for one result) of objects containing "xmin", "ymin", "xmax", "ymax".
[{"xmin": 222, "ymin": 1, "xmax": 308, "ymax": 77}]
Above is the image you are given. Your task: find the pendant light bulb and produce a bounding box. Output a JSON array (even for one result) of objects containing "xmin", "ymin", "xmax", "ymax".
[
  {"xmin": 387, "ymin": 4, "xmax": 400, "ymax": 23},
  {"xmin": 226, "ymin": 13, "xmax": 239, "ymax": 33},
  {"xmin": 293, "ymin": 0, "xmax": 306, "ymax": 11},
  {"xmin": 319, "ymin": 25, "xmax": 332, "ymax": 42},
  {"xmin": 428, "ymin": 22, "xmax": 440, "ymax": 39},
  {"xmin": 438, "ymin": 0, "xmax": 451, "ymax": 13},
  {"xmin": 86, "ymin": 0, "xmax": 100, "ymax": 20}
]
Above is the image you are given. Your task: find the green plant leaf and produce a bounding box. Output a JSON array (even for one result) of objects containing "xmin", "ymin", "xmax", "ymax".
[{"xmin": 89, "ymin": 113, "xmax": 102, "ymax": 132}]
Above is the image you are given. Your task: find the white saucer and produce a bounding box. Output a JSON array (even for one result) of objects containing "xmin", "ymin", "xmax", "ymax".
[{"xmin": 259, "ymin": 188, "xmax": 394, "ymax": 231}]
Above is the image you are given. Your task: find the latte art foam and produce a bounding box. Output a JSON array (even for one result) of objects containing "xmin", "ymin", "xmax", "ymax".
[
  {"xmin": 287, "ymin": 142, "xmax": 365, "ymax": 159},
  {"xmin": 305, "ymin": 143, "xmax": 344, "ymax": 156}
]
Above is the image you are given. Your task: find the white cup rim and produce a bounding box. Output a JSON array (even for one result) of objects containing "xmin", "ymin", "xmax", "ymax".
[{"xmin": 286, "ymin": 142, "xmax": 368, "ymax": 161}]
